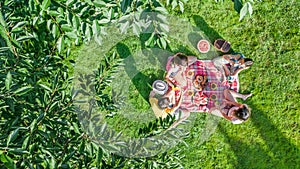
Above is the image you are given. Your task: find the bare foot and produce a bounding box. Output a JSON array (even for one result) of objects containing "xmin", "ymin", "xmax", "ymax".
[{"xmin": 243, "ymin": 93, "xmax": 252, "ymax": 101}]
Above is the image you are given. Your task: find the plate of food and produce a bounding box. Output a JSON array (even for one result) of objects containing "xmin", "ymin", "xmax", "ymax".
[{"xmin": 197, "ymin": 40, "xmax": 210, "ymax": 53}]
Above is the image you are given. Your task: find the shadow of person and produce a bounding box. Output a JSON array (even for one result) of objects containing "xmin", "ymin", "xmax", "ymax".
[
  {"xmin": 219, "ymin": 101, "xmax": 299, "ymax": 169},
  {"xmin": 192, "ymin": 15, "xmax": 234, "ymax": 54},
  {"xmin": 248, "ymin": 101, "xmax": 300, "ymax": 168},
  {"xmin": 219, "ymin": 124, "xmax": 273, "ymax": 169},
  {"xmin": 190, "ymin": 14, "xmax": 299, "ymax": 167},
  {"xmin": 192, "ymin": 15, "xmax": 222, "ymax": 43}
]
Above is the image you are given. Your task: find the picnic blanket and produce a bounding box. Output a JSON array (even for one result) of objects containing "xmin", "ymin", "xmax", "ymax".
[{"xmin": 165, "ymin": 56, "xmax": 240, "ymax": 112}]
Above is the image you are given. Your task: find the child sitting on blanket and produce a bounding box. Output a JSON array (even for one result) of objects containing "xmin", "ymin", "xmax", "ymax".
[
  {"xmin": 209, "ymin": 89, "xmax": 252, "ymax": 124},
  {"xmin": 165, "ymin": 53, "xmax": 197, "ymax": 88}
]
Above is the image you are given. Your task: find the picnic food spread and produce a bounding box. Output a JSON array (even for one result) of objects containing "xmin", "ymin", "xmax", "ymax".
[{"xmin": 149, "ymin": 39, "xmax": 253, "ymax": 125}]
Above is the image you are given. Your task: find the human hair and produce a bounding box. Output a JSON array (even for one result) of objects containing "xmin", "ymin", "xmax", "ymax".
[
  {"xmin": 234, "ymin": 104, "xmax": 251, "ymax": 121},
  {"xmin": 173, "ymin": 53, "xmax": 188, "ymax": 66},
  {"xmin": 158, "ymin": 97, "xmax": 169, "ymax": 109}
]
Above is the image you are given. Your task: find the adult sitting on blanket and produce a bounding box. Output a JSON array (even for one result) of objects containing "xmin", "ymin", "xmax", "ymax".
[
  {"xmin": 223, "ymin": 53, "xmax": 253, "ymax": 76},
  {"xmin": 149, "ymin": 80, "xmax": 192, "ymax": 129},
  {"xmin": 165, "ymin": 53, "xmax": 197, "ymax": 89},
  {"xmin": 209, "ymin": 89, "xmax": 252, "ymax": 124},
  {"xmin": 149, "ymin": 80, "xmax": 184, "ymax": 119},
  {"xmin": 213, "ymin": 53, "xmax": 253, "ymax": 80}
]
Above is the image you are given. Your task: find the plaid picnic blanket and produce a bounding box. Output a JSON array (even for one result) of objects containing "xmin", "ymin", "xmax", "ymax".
[
  {"xmin": 201, "ymin": 60, "xmax": 239, "ymax": 109},
  {"xmin": 165, "ymin": 57, "xmax": 240, "ymax": 112}
]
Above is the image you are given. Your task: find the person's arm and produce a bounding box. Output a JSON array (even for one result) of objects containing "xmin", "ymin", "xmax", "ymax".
[
  {"xmin": 231, "ymin": 67, "xmax": 244, "ymax": 76},
  {"xmin": 187, "ymin": 56, "xmax": 197, "ymax": 65},
  {"xmin": 209, "ymin": 107, "xmax": 224, "ymax": 117},
  {"xmin": 149, "ymin": 90, "xmax": 156, "ymax": 98},
  {"xmin": 223, "ymin": 54, "xmax": 233, "ymax": 61},
  {"xmin": 222, "ymin": 65, "xmax": 231, "ymax": 76},
  {"xmin": 171, "ymin": 89, "xmax": 184, "ymax": 110},
  {"xmin": 224, "ymin": 99, "xmax": 242, "ymax": 107},
  {"xmin": 209, "ymin": 107, "xmax": 232, "ymax": 121}
]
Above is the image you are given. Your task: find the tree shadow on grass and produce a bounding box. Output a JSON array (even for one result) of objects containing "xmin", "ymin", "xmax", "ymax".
[{"xmin": 116, "ymin": 42, "xmax": 165, "ymax": 101}]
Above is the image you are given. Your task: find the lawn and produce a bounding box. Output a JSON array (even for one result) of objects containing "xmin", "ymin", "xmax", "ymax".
[
  {"xmin": 0, "ymin": 0, "xmax": 299, "ymax": 168},
  {"xmin": 90, "ymin": 0, "xmax": 300, "ymax": 168},
  {"xmin": 169, "ymin": 1, "xmax": 300, "ymax": 168}
]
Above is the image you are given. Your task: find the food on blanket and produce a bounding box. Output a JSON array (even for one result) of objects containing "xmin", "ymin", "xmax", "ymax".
[
  {"xmin": 193, "ymin": 75, "xmax": 207, "ymax": 91},
  {"xmin": 187, "ymin": 70, "xmax": 194, "ymax": 77},
  {"xmin": 211, "ymin": 83, "xmax": 217, "ymax": 90},
  {"xmin": 152, "ymin": 80, "xmax": 168, "ymax": 95},
  {"xmin": 197, "ymin": 40, "xmax": 210, "ymax": 53},
  {"xmin": 187, "ymin": 90, "xmax": 194, "ymax": 96},
  {"xmin": 210, "ymin": 94, "xmax": 217, "ymax": 100}
]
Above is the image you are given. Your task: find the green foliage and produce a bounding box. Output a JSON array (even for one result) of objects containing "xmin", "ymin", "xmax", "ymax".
[{"xmin": 0, "ymin": 0, "xmax": 189, "ymax": 168}]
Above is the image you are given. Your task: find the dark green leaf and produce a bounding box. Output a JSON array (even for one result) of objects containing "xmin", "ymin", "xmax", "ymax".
[
  {"xmin": 22, "ymin": 136, "xmax": 30, "ymax": 149},
  {"xmin": 234, "ymin": 0, "xmax": 243, "ymax": 13},
  {"xmin": 12, "ymin": 21, "xmax": 28, "ymax": 30},
  {"xmin": 8, "ymin": 148, "xmax": 30, "ymax": 155},
  {"xmin": 72, "ymin": 122, "xmax": 80, "ymax": 134},
  {"xmin": 65, "ymin": 31, "xmax": 77, "ymax": 39},
  {"xmin": 39, "ymin": 84, "xmax": 52, "ymax": 91},
  {"xmin": 239, "ymin": 2, "xmax": 249, "ymax": 21},
  {"xmin": 14, "ymin": 86, "xmax": 33, "ymax": 95},
  {"xmin": 48, "ymin": 10, "xmax": 60, "ymax": 16},
  {"xmin": 96, "ymin": 147, "xmax": 103, "ymax": 168},
  {"xmin": 155, "ymin": 7, "xmax": 168, "ymax": 14},
  {"xmin": 5, "ymin": 72, "xmax": 12, "ymax": 90},
  {"xmin": 66, "ymin": 0, "xmax": 76, "ymax": 6},
  {"xmin": 57, "ymin": 36, "xmax": 65, "ymax": 53},
  {"xmin": 120, "ymin": 21, "xmax": 129, "ymax": 33},
  {"xmin": 179, "ymin": 1, "xmax": 184, "ymax": 13},
  {"xmin": 16, "ymin": 35, "xmax": 34, "ymax": 42},
  {"xmin": 61, "ymin": 24, "xmax": 73, "ymax": 32},
  {"xmin": 7, "ymin": 128, "xmax": 19, "ymax": 146},
  {"xmin": 171, "ymin": 1, "xmax": 178, "ymax": 9},
  {"xmin": 160, "ymin": 38, "xmax": 167, "ymax": 49},
  {"xmin": 30, "ymin": 119, "xmax": 37, "ymax": 133},
  {"xmin": 52, "ymin": 24, "xmax": 59, "ymax": 39},
  {"xmin": 41, "ymin": 0, "xmax": 51, "ymax": 10}
]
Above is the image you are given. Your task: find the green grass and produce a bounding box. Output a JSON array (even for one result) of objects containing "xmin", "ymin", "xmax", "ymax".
[
  {"xmin": 170, "ymin": 1, "xmax": 300, "ymax": 168},
  {"xmin": 83, "ymin": 0, "xmax": 299, "ymax": 168}
]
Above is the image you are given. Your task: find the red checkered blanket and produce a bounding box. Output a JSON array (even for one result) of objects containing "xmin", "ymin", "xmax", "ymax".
[{"xmin": 165, "ymin": 57, "xmax": 239, "ymax": 112}]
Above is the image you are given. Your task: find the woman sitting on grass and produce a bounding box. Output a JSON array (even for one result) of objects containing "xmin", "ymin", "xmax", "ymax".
[{"xmin": 210, "ymin": 89, "xmax": 252, "ymax": 124}]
